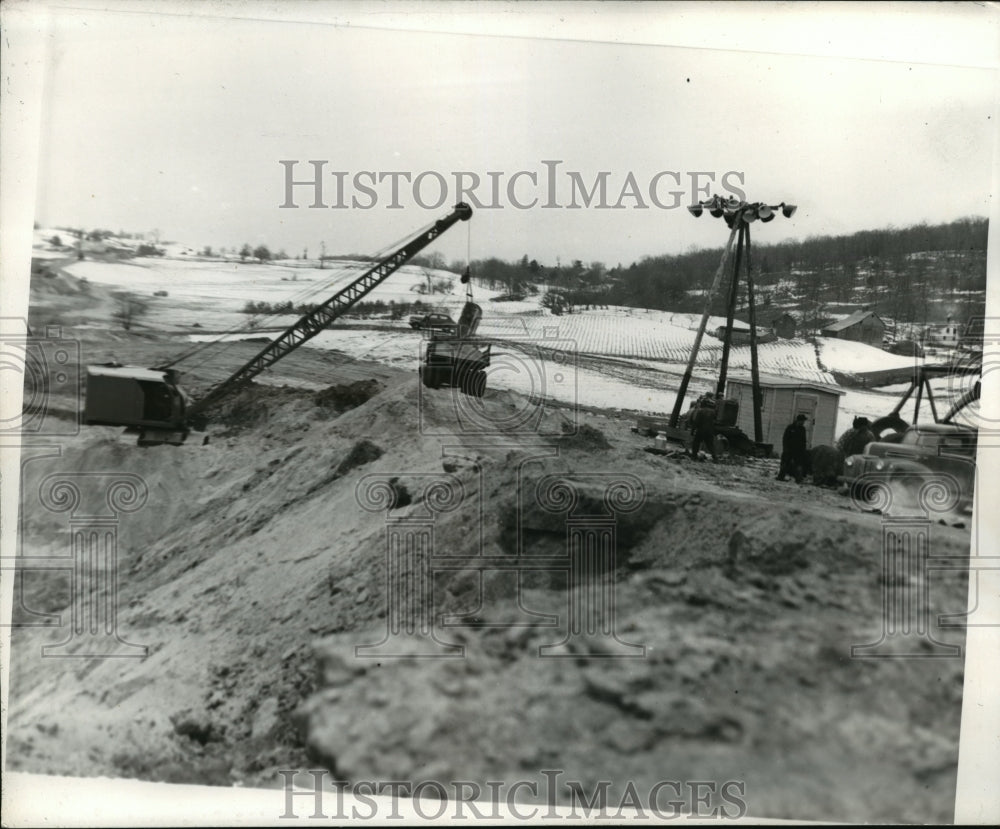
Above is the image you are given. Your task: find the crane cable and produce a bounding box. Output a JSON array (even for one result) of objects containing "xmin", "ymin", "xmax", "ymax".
[
  {"xmin": 161, "ymin": 216, "xmax": 441, "ymax": 369},
  {"xmin": 161, "ymin": 261, "xmax": 357, "ymax": 368}
]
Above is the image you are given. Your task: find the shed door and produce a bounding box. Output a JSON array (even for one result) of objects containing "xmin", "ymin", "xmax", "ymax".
[{"xmin": 793, "ymin": 393, "xmax": 819, "ymax": 447}]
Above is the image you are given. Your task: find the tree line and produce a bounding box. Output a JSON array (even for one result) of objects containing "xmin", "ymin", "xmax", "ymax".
[{"xmin": 460, "ymin": 216, "xmax": 988, "ymax": 323}]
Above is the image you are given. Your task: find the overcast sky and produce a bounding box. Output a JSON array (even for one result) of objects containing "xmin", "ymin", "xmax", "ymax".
[{"xmin": 29, "ymin": 2, "xmax": 999, "ymax": 268}]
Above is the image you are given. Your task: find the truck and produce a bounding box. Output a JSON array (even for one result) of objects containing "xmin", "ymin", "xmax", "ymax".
[
  {"xmin": 841, "ymin": 422, "xmax": 977, "ymax": 513},
  {"xmin": 419, "ymin": 339, "xmax": 491, "ymax": 398},
  {"xmin": 84, "ymin": 202, "xmax": 474, "ymax": 444},
  {"xmin": 418, "ymin": 300, "xmax": 490, "ymax": 397}
]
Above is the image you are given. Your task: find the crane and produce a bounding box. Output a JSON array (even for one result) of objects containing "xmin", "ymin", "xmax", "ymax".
[{"xmin": 84, "ymin": 202, "xmax": 473, "ymax": 444}]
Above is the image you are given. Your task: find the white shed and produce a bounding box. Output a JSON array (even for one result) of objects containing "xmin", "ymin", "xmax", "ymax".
[{"xmin": 725, "ymin": 371, "xmax": 845, "ymax": 448}]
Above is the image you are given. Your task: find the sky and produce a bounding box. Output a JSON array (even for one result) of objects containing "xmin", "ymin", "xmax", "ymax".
[{"xmin": 25, "ymin": 2, "xmax": 1000, "ymax": 268}]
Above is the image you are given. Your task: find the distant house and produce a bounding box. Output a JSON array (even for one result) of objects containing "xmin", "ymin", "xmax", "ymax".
[
  {"xmin": 735, "ymin": 310, "xmax": 797, "ymax": 339},
  {"xmin": 726, "ymin": 372, "xmax": 845, "ymax": 448},
  {"xmin": 821, "ymin": 310, "xmax": 885, "ymax": 346},
  {"xmin": 769, "ymin": 312, "xmax": 798, "ymax": 339},
  {"xmin": 928, "ymin": 319, "xmax": 962, "ymax": 347}
]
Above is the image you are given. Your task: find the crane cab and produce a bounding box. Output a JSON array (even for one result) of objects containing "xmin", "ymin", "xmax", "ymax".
[{"xmin": 84, "ymin": 364, "xmax": 189, "ymax": 438}]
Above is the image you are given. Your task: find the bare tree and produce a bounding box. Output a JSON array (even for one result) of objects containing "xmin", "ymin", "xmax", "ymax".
[{"xmin": 112, "ymin": 293, "xmax": 149, "ymax": 331}]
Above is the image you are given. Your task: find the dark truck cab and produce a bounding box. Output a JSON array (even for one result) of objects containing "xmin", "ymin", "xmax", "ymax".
[{"xmin": 840, "ymin": 422, "xmax": 977, "ymax": 513}]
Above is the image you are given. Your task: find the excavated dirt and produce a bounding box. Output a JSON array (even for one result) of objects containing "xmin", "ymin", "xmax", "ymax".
[{"xmin": 4, "ymin": 271, "xmax": 974, "ymax": 823}]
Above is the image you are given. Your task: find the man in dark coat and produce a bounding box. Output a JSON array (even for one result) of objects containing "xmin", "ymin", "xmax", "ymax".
[
  {"xmin": 777, "ymin": 413, "xmax": 809, "ymax": 482},
  {"xmin": 844, "ymin": 416, "xmax": 876, "ymax": 457},
  {"xmin": 689, "ymin": 396, "xmax": 718, "ymax": 461}
]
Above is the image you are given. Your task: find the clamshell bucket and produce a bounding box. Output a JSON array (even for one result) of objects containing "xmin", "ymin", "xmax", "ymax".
[{"xmin": 456, "ymin": 301, "xmax": 483, "ymax": 338}]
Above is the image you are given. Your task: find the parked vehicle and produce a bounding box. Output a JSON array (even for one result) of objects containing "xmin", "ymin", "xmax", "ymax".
[
  {"xmin": 409, "ymin": 312, "xmax": 457, "ymax": 333},
  {"xmin": 840, "ymin": 422, "xmax": 977, "ymax": 513}
]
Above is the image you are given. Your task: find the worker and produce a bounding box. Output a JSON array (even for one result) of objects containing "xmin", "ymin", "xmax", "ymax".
[
  {"xmin": 836, "ymin": 416, "xmax": 863, "ymax": 455},
  {"xmin": 836, "ymin": 416, "xmax": 876, "ymax": 458},
  {"xmin": 689, "ymin": 396, "xmax": 718, "ymax": 461},
  {"xmin": 845, "ymin": 417, "xmax": 876, "ymax": 456},
  {"xmin": 776, "ymin": 413, "xmax": 809, "ymax": 483}
]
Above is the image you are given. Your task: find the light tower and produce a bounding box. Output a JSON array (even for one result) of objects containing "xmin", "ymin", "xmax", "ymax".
[{"xmin": 670, "ymin": 196, "xmax": 797, "ymax": 444}]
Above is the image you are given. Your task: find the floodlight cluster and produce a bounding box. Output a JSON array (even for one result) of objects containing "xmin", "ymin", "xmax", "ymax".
[{"xmin": 687, "ymin": 195, "xmax": 797, "ymax": 227}]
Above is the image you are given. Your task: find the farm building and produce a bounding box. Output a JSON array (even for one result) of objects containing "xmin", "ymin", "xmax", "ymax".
[
  {"xmin": 735, "ymin": 310, "xmax": 797, "ymax": 339},
  {"xmin": 712, "ymin": 322, "xmax": 775, "ymax": 345},
  {"xmin": 821, "ymin": 310, "xmax": 885, "ymax": 345},
  {"xmin": 766, "ymin": 312, "xmax": 797, "ymax": 339},
  {"xmin": 714, "ymin": 323, "xmax": 753, "ymax": 344},
  {"xmin": 725, "ymin": 371, "xmax": 845, "ymax": 449}
]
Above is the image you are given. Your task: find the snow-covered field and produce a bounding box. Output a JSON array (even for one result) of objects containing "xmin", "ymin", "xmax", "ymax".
[
  {"xmin": 43, "ymin": 251, "xmax": 980, "ymax": 438},
  {"xmin": 818, "ymin": 337, "xmax": 925, "ymax": 374}
]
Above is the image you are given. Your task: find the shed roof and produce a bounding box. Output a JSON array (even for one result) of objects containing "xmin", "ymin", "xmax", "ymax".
[{"xmin": 726, "ymin": 370, "xmax": 845, "ymax": 396}]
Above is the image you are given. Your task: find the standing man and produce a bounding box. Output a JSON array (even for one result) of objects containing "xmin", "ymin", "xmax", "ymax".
[
  {"xmin": 689, "ymin": 396, "xmax": 718, "ymax": 461},
  {"xmin": 777, "ymin": 413, "xmax": 809, "ymax": 482}
]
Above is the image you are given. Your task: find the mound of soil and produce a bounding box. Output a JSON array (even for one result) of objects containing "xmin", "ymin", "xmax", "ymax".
[
  {"xmin": 314, "ymin": 379, "xmax": 381, "ymax": 413},
  {"xmin": 6, "ymin": 358, "xmax": 971, "ymax": 823}
]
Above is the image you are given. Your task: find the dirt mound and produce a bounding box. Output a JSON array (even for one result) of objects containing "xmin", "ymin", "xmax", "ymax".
[
  {"xmin": 5, "ymin": 367, "xmax": 971, "ymax": 823},
  {"xmin": 211, "ymin": 385, "xmax": 317, "ymax": 433},
  {"xmin": 314, "ymin": 379, "xmax": 381, "ymax": 413},
  {"xmin": 558, "ymin": 421, "xmax": 612, "ymax": 451},
  {"xmin": 296, "ymin": 469, "xmax": 969, "ymax": 822}
]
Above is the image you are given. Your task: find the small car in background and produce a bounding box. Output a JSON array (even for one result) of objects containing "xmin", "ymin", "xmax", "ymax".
[{"xmin": 409, "ymin": 312, "xmax": 457, "ymax": 333}]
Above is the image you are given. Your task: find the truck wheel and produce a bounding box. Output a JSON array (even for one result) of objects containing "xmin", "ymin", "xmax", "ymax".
[
  {"xmin": 472, "ymin": 370, "xmax": 487, "ymax": 398},
  {"xmin": 459, "ymin": 369, "xmax": 475, "ymax": 396}
]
